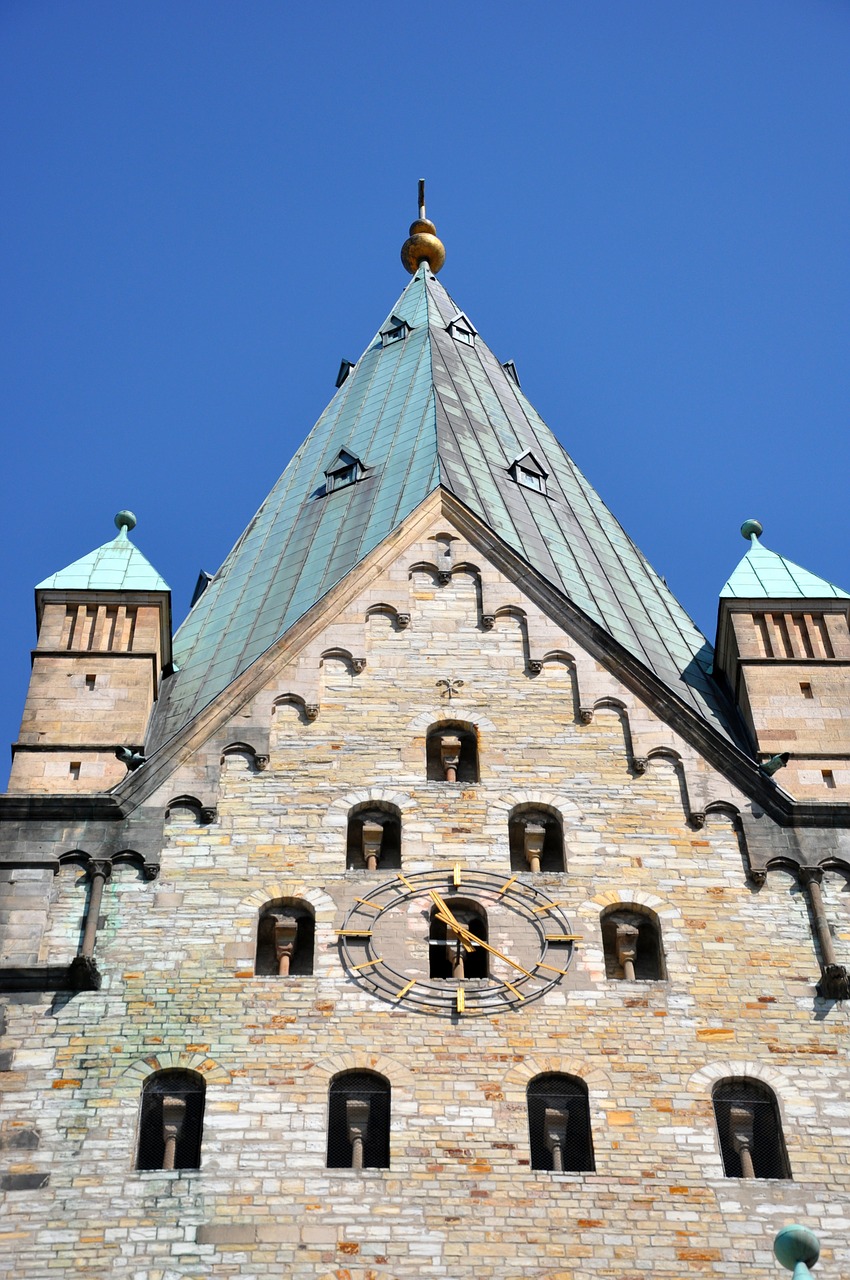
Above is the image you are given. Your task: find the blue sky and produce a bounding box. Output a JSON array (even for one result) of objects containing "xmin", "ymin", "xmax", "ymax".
[{"xmin": 2, "ymin": 2, "xmax": 849, "ymax": 782}]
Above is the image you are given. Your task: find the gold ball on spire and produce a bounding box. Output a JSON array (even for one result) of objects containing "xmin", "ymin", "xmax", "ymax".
[{"xmin": 401, "ymin": 180, "xmax": 446, "ymax": 274}]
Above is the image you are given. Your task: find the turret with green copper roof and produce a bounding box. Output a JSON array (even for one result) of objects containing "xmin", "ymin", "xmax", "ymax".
[
  {"xmin": 715, "ymin": 520, "xmax": 850, "ymax": 803},
  {"xmin": 9, "ymin": 512, "xmax": 172, "ymax": 795}
]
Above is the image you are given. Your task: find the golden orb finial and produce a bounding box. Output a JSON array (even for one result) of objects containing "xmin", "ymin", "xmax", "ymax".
[{"xmin": 401, "ymin": 179, "xmax": 446, "ymax": 275}]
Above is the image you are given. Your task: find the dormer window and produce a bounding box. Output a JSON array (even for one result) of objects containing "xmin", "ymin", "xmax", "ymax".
[
  {"xmin": 447, "ymin": 312, "xmax": 477, "ymax": 348},
  {"xmin": 380, "ymin": 315, "xmax": 411, "ymax": 348},
  {"xmin": 508, "ymin": 451, "xmax": 548, "ymax": 496},
  {"xmin": 325, "ymin": 448, "xmax": 366, "ymax": 494}
]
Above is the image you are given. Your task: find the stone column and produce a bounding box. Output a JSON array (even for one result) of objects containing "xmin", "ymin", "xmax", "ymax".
[
  {"xmin": 729, "ymin": 1103, "xmax": 755, "ymax": 1179},
  {"xmin": 345, "ymin": 1097, "xmax": 370, "ymax": 1171},
  {"xmin": 274, "ymin": 919, "xmax": 299, "ymax": 976},
  {"xmin": 80, "ymin": 860, "xmax": 111, "ymax": 958},
  {"xmin": 523, "ymin": 823, "xmax": 545, "ymax": 873},
  {"xmin": 543, "ymin": 1107, "xmax": 568, "ymax": 1173},
  {"xmin": 615, "ymin": 922, "xmax": 639, "ymax": 981},
  {"xmin": 361, "ymin": 821, "xmax": 383, "ymax": 872},
  {"xmin": 161, "ymin": 1095, "xmax": 187, "ymax": 1171},
  {"xmin": 799, "ymin": 867, "xmax": 850, "ymax": 999},
  {"xmin": 440, "ymin": 735, "xmax": 462, "ymax": 783}
]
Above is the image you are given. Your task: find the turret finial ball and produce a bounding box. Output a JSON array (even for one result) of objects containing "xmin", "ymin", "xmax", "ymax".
[
  {"xmin": 741, "ymin": 518, "xmax": 763, "ymax": 541},
  {"xmin": 774, "ymin": 1225, "xmax": 820, "ymax": 1271},
  {"xmin": 114, "ymin": 510, "xmax": 137, "ymax": 533}
]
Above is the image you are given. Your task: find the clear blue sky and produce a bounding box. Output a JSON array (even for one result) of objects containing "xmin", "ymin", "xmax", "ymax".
[{"xmin": 2, "ymin": 1, "xmax": 849, "ymax": 782}]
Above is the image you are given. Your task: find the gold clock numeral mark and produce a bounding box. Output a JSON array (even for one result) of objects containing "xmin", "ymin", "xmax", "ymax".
[
  {"xmin": 537, "ymin": 962, "xmax": 569, "ymax": 975},
  {"xmin": 395, "ymin": 979, "xmax": 416, "ymax": 1000},
  {"xmin": 453, "ymin": 863, "xmax": 462, "ymax": 887},
  {"xmin": 499, "ymin": 874, "xmax": 518, "ymax": 894},
  {"xmin": 355, "ymin": 897, "xmax": 383, "ymax": 910},
  {"xmin": 544, "ymin": 934, "xmax": 580, "ymax": 942},
  {"xmin": 456, "ymin": 987, "xmax": 465, "ymax": 1013},
  {"xmin": 532, "ymin": 902, "xmax": 564, "ymax": 914},
  {"xmin": 397, "ymin": 872, "xmax": 416, "ymax": 893},
  {"xmin": 352, "ymin": 957, "xmax": 384, "ymax": 971},
  {"xmin": 503, "ymin": 979, "xmax": 525, "ymax": 1001},
  {"xmin": 336, "ymin": 929, "xmax": 373, "ymax": 937}
]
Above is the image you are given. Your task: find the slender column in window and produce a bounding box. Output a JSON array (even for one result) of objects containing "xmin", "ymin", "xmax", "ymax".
[
  {"xmin": 161, "ymin": 1095, "xmax": 187, "ymax": 1172},
  {"xmin": 361, "ymin": 821, "xmax": 383, "ymax": 872},
  {"xmin": 543, "ymin": 1107, "xmax": 568, "ymax": 1173},
  {"xmin": 346, "ymin": 1097, "xmax": 370, "ymax": 1171},
  {"xmin": 523, "ymin": 823, "xmax": 545, "ymax": 873},
  {"xmin": 729, "ymin": 1104, "xmax": 756, "ymax": 1179},
  {"xmin": 274, "ymin": 919, "xmax": 299, "ymax": 976},
  {"xmin": 440, "ymin": 735, "xmax": 462, "ymax": 783},
  {"xmin": 615, "ymin": 922, "xmax": 639, "ymax": 982}
]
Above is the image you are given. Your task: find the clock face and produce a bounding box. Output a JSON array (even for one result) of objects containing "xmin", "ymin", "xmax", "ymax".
[{"xmin": 337, "ymin": 868, "xmax": 576, "ymax": 1017}]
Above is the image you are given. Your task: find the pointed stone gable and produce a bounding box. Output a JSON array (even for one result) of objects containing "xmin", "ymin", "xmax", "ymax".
[{"xmin": 148, "ymin": 266, "xmax": 740, "ymax": 752}]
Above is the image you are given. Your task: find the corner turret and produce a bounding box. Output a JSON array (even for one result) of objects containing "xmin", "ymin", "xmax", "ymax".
[
  {"xmin": 715, "ymin": 520, "xmax": 850, "ymax": 799},
  {"xmin": 8, "ymin": 512, "xmax": 171, "ymax": 794}
]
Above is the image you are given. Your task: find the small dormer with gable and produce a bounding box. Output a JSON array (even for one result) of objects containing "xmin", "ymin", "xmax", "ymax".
[{"xmin": 446, "ymin": 311, "xmax": 477, "ymax": 347}]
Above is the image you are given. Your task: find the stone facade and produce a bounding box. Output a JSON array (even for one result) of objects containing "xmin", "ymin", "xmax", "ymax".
[{"xmin": 2, "ymin": 497, "xmax": 849, "ymax": 1278}]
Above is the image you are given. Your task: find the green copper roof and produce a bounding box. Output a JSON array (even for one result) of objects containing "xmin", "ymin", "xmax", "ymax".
[
  {"xmin": 721, "ymin": 533, "xmax": 849, "ymax": 600},
  {"xmin": 37, "ymin": 519, "xmax": 170, "ymax": 594},
  {"xmin": 148, "ymin": 265, "xmax": 742, "ymax": 751}
]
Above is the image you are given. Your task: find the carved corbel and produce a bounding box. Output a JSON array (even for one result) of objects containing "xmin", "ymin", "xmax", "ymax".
[
  {"xmin": 200, "ymin": 806, "xmax": 217, "ymax": 824},
  {"xmin": 527, "ymin": 660, "xmax": 543, "ymax": 676},
  {"xmin": 142, "ymin": 863, "xmax": 160, "ymax": 881},
  {"xmin": 481, "ymin": 614, "xmax": 495, "ymax": 630},
  {"xmin": 304, "ymin": 704, "xmax": 319, "ymax": 722},
  {"xmin": 396, "ymin": 613, "xmax": 411, "ymax": 629},
  {"xmin": 254, "ymin": 755, "xmax": 270, "ymax": 771},
  {"xmin": 578, "ymin": 707, "xmax": 594, "ymax": 725},
  {"xmin": 632, "ymin": 757, "xmax": 648, "ymax": 775},
  {"xmin": 351, "ymin": 658, "xmax": 366, "ymax": 674},
  {"xmin": 689, "ymin": 811, "xmax": 706, "ymax": 830},
  {"xmin": 438, "ymin": 570, "xmax": 452, "ymax": 586}
]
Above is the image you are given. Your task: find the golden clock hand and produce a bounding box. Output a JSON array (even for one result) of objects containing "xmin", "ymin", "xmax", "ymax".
[
  {"xmin": 445, "ymin": 919, "xmax": 537, "ymax": 981},
  {"xmin": 429, "ymin": 891, "xmax": 475, "ymax": 953}
]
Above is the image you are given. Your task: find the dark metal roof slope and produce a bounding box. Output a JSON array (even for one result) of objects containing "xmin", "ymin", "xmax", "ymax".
[{"xmin": 148, "ymin": 265, "xmax": 740, "ymax": 751}]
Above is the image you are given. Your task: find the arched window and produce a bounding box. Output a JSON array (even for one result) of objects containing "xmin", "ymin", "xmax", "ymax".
[
  {"xmin": 527, "ymin": 1074, "xmax": 594, "ymax": 1172},
  {"xmin": 137, "ymin": 1070, "xmax": 205, "ymax": 1171},
  {"xmin": 327, "ymin": 1071, "xmax": 390, "ymax": 1170},
  {"xmin": 255, "ymin": 900, "xmax": 315, "ymax": 976},
  {"xmin": 346, "ymin": 805, "xmax": 402, "ymax": 871},
  {"xmin": 713, "ymin": 1079, "xmax": 790, "ymax": 1179},
  {"xmin": 425, "ymin": 722, "xmax": 479, "ymax": 783},
  {"xmin": 428, "ymin": 900, "xmax": 488, "ymax": 980},
  {"xmin": 508, "ymin": 806, "xmax": 565, "ymax": 873},
  {"xmin": 601, "ymin": 906, "xmax": 665, "ymax": 981}
]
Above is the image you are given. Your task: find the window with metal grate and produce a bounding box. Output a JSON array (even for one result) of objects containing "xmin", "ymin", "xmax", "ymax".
[
  {"xmin": 527, "ymin": 1074, "xmax": 595, "ymax": 1172},
  {"xmin": 326, "ymin": 1072, "xmax": 391, "ymax": 1169},
  {"xmin": 136, "ymin": 1070, "xmax": 205, "ymax": 1171},
  {"xmin": 713, "ymin": 1080, "xmax": 791, "ymax": 1179}
]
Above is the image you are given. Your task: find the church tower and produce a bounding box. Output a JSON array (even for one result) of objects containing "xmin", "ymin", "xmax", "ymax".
[{"xmin": 1, "ymin": 192, "xmax": 849, "ymax": 1279}]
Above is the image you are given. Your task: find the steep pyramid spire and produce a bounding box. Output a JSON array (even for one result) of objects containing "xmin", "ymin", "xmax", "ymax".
[
  {"xmin": 149, "ymin": 261, "xmax": 739, "ymax": 751},
  {"xmin": 721, "ymin": 520, "xmax": 849, "ymax": 600},
  {"xmin": 37, "ymin": 511, "xmax": 169, "ymax": 594}
]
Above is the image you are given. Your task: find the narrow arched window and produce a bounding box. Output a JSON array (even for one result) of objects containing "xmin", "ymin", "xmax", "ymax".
[
  {"xmin": 327, "ymin": 1071, "xmax": 390, "ymax": 1170},
  {"xmin": 428, "ymin": 900, "xmax": 488, "ymax": 980},
  {"xmin": 425, "ymin": 722, "xmax": 479, "ymax": 783},
  {"xmin": 713, "ymin": 1079, "xmax": 790, "ymax": 1179},
  {"xmin": 508, "ymin": 806, "xmax": 565, "ymax": 872},
  {"xmin": 601, "ymin": 906, "xmax": 665, "ymax": 981},
  {"xmin": 527, "ymin": 1074, "xmax": 594, "ymax": 1172},
  {"xmin": 137, "ymin": 1070, "xmax": 205, "ymax": 1171},
  {"xmin": 255, "ymin": 900, "xmax": 315, "ymax": 976},
  {"xmin": 346, "ymin": 805, "xmax": 402, "ymax": 871}
]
